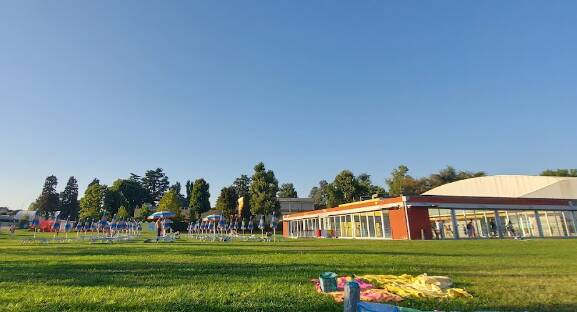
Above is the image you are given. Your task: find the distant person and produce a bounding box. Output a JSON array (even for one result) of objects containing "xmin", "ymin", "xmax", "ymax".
[
  {"xmin": 9, "ymin": 223, "xmax": 16, "ymax": 236},
  {"xmin": 506, "ymin": 220, "xmax": 516, "ymax": 237},
  {"xmin": 466, "ymin": 220, "xmax": 476, "ymax": 238},
  {"xmin": 435, "ymin": 220, "xmax": 445, "ymax": 239},
  {"xmin": 155, "ymin": 217, "xmax": 163, "ymax": 240},
  {"xmin": 489, "ymin": 220, "xmax": 497, "ymax": 237}
]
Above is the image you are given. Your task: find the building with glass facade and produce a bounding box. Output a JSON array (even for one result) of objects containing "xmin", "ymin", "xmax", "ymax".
[{"xmin": 282, "ymin": 175, "xmax": 577, "ymax": 240}]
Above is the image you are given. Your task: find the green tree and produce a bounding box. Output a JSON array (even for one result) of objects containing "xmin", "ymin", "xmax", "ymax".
[
  {"xmin": 325, "ymin": 183, "xmax": 344, "ymax": 208},
  {"xmin": 249, "ymin": 162, "xmax": 280, "ymax": 216},
  {"xmin": 386, "ymin": 165, "xmax": 414, "ymax": 196},
  {"xmin": 189, "ymin": 179, "xmax": 210, "ymax": 220},
  {"xmin": 357, "ymin": 173, "xmax": 387, "ymax": 199},
  {"xmin": 102, "ymin": 186, "xmax": 126, "ymax": 217},
  {"xmin": 278, "ymin": 183, "xmax": 298, "ymax": 198},
  {"xmin": 216, "ymin": 186, "xmax": 238, "ymax": 219},
  {"xmin": 116, "ymin": 206, "xmax": 129, "ymax": 218},
  {"xmin": 34, "ymin": 175, "xmax": 60, "ymax": 218},
  {"xmin": 59, "ymin": 176, "xmax": 80, "ymax": 219},
  {"xmin": 185, "ymin": 180, "xmax": 193, "ymax": 204},
  {"xmin": 170, "ymin": 182, "xmax": 187, "ymax": 207},
  {"xmin": 158, "ymin": 189, "xmax": 183, "ymax": 218},
  {"xmin": 79, "ymin": 180, "xmax": 104, "ymax": 220},
  {"xmin": 135, "ymin": 203, "xmax": 153, "ymax": 221},
  {"xmin": 142, "ymin": 168, "xmax": 170, "ymax": 204},
  {"xmin": 110, "ymin": 179, "xmax": 150, "ymax": 217},
  {"xmin": 309, "ymin": 180, "xmax": 329, "ymax": 209},
  {"xmin": 541, "ymin": 169, "xmax": 577, "ymax": 177},
  {"xmin": 332, "ymin": 170, "xmax": 359, "ymax": 203},
  {"xmin": 233, "ymin": 175, "xmax": 251, "ymax": 218}
]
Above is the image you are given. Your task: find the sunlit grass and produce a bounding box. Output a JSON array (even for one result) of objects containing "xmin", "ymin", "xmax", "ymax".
[{"xmin": 1, "ymin": 231, "xmax": 576, "ymax": 311}]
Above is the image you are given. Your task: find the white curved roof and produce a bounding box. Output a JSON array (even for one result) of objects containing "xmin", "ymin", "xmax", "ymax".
[{"xmin": 422, "ymin": 175, "xmax": 577, "ymax": 199}]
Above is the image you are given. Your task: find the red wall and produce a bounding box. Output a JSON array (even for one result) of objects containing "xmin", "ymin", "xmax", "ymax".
[
  {"xmin": 389, "ymin": 206, "xmax": 432, "ymax": 240},
  {"xmin": 406, "ymin": 208, "xmax": 433, "ymax": 240}
]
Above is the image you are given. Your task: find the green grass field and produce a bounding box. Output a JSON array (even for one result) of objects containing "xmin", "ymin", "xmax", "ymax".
[{"xmin": 1, "ymin": 231, "xmax": 577, "ymax": 312}]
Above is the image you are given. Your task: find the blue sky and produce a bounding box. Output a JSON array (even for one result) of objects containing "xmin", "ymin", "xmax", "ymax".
[{"xmin": 1, "ymin": 1, "xmax": 576, "ymax": 209}]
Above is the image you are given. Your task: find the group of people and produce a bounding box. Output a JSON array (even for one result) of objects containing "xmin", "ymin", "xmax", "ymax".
[{"xmin": 433, "ymin": 218, "xmax": 517, "ymax": 239}]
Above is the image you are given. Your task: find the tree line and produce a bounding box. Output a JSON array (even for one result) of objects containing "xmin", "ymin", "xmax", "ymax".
[
  {"xmin": 29, "ymin": 164, "xmax": 576, "ymax": 219},
  {"xmin": 30, "ymin": 162, "xmax": 292, "ymax": 221}
]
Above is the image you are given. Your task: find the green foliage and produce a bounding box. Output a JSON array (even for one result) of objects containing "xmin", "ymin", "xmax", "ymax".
[
  {"xmin": 310, "ymin": 172, "xmax": 387, "ymax": 208},
  {"xmin": 386, "ymin": 165, "xmax": 487, "ymax": 196},
  {"xmin": 33, "ymin": 175, "xmax": 60, "ymax": 218},
  {"xmin": 79, "ymin": 180, "xmax": 104, "ymax": 220},
  {"xmin": 142, "ymin": 168, "xmax": 170, "ymax": 204},
  {"xmin": 189, "ymin": 179, "xmax": 210, "ymax": 220},
  {"xmin": 110, "ymin": 179, "xmax": 150, "ymax": 217},
  {"xmin": 216, "ymin": 186, "xmax": 238, "ymax": 219},
  {"xmin": 541, "ymin": 168, "xmax": 577, "ymax": 177},
  {"xmin": 233, "ymin": 175, "xmax": 251, "ymax": 218},
  {"xmin": 158, "ymin": 189, "xmax": 183, "ymax": 218},
  {"xmin": 278, "ymin": 183, "xmax": 298, "ymax": 198},
  {"xmin": 309, "ymin": 180, "xmax": 330, "ymax": 209},
  {"xmin": 135, "ymin": 203, "xmax": 154, "ymax": 221},
  {"xmin": 249, "ymin": 162, "xmax": 280, "ymax": 215},
  {"xmin": 59, "ymin": 176, "xmax": 80, "ymax": 219},
  {"xmin": 103, "ymin": 186, "xmax": 126, "ymax": 217},
  {"xmin": 116, "ymin": 206, "xmax": 129, "ymax": 218}
]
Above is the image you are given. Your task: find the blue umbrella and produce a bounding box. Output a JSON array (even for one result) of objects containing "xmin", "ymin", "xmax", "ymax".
[
  {"xmin": 258, "ymin": 215, "xmax": 265, "ymax": 230},
  {"xmin": 248, "ymin": 216, "xmax": 254, "ymax": 233},
  {"xmin": 271, "ymin": 211, "xmax": 278, "ymax": 229},
  {"xmin": 76, "ymin": 220, "xmax": 83, "ymax": 231},
  {"xmin": 218, "ymin": 216, "xmax": 225, "ymax": 230},
  {"xmin": 148, "ymin": 211, "xmax": 176, "ymax": 220}
]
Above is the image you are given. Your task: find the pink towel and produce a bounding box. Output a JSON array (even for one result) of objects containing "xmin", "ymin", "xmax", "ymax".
[{"xmin": 337, "ymin": 277, "xmax": 374, "ymax": 290}]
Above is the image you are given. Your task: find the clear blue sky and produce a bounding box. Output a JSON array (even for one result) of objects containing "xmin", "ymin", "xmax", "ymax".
[{"xmin": 1, "ymin": 1, "xmax": 576, "ymax": 209}]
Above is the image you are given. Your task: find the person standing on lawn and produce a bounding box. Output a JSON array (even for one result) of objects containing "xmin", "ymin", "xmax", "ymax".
[{"xmin": 155, "ymin": 217, "xmax": 163, "ymax": 240}]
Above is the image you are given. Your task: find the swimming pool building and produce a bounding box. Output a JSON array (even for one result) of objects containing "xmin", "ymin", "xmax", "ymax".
[{"xmin": 282, "ymin": 175, "xmax": 577, "ymax": 240}]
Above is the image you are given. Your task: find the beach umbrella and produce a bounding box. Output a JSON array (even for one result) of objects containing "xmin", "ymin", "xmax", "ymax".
[
  {"xmin": 52, "ymin": 218, "xmax": 61, "ymax": 237},
  {"xmin": 204, "ymin": 214, "xmax": 221, "ymax": 222},
  {"xmin": 147, "ymin": 211, "xmax": 176, "ymax": 220},
  {"xmin": 248, "ymin": 216, "xmax": 254, "ymax": 234},
  {"xmin": 31, "ymin": 214, "xmax": 39, "ymax": 238},
  {"xmin": 271, "ymin": 212, "xmax": 279, "ymax": 242},
  {"xmin": 258, "ymin": 215, "xmax": 265, "ymax": 237}
]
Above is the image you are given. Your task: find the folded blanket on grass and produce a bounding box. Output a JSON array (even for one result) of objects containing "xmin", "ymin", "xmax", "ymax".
[
  {"xmin": 359, "ymin": 274, "xmax": 472, "ymax": 300},
  {"xmin": 312, "ymin": 273, "xmax": 472, "ymax": 303}
]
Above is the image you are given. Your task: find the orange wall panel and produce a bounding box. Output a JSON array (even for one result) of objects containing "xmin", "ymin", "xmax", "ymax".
[{"xmin": 389, "ymin": 207, "xmax": 409, "ymax": 240}]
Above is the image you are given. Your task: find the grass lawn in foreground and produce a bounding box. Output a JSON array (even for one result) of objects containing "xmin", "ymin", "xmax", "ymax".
[{"xmin": 1, "ymin": 231, "xmax": 577, "ymax": 312}]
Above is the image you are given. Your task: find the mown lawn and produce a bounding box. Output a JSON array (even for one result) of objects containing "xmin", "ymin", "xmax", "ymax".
[{"xmin": 1, "ymin": 231, "xmax": 577, "ymax": 312}]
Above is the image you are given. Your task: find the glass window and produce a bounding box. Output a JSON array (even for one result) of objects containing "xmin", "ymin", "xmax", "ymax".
[
  {"xmin": 374, "ymin": 211, "xmax": 383, "ymax": 238},
  {"xmin": 353, "ymin": 214, "xmax": 361, "ymax": 238},
  {"xmin": 367, "ymin": 212, "xmax": 375, "ymax": 238},
  {"xmin": 382, "ymin": 210, "xmax": 391, "ymax": 238}
]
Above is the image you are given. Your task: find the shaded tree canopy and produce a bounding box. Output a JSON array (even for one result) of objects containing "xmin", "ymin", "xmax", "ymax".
[
  {"xmin": 189, "ymin": 178, "xmax": 210, "ymax": 220},
  {"xmin": 233, "ymin": 175, "xmax": 251, "ymax": 218},
  {"xmin": 158, "ymin": 189, "xmax": 183, "ymax": 219},
  {"xmin": 34, "ymin": 175, "xmax": 60, "ymax": 218},
  {"xmin": 541, "ymin": 169, "xmax": 577, "ymax": 177},
  {"xmin": 216, "ymin": 186, "xmax": 238, "ymax": 219},
  {"xmin": 59, "ymin": 176, "xmax": 80, "ymax": 219},
  {"xmin": 249, "ymin": 162, "xmax": 280, "ymax": 216},
  {"xmin": 386, "ymin": 165, "xmax": 486, "ymax": 196},
  {"xmin": 79, "ymin": 180, "xmax": 104, "ymax": 220},
  {"xmin": 110, "ymin": 178, "xmax": 150, "ymax": 217},
  {"xmin": 278, "ymin": 183, "xmax": 298, "ymax": 198},
  {"xmin": 142, "ymin": 168, "xmax": 170, "ymax": 204}
]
